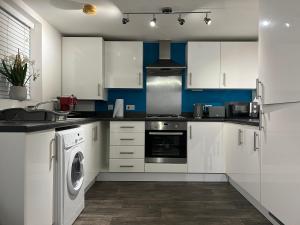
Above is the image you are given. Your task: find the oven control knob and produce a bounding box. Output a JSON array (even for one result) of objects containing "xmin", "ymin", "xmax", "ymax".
[{"xmin": 174, "ymin": 124, "xmax": 178, "ymax": 128}]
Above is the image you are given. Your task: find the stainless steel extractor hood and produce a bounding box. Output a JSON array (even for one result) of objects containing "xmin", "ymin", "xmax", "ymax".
[{"xmin": 146, "ymin": 41, "xmax": 186, "ymax": 76}]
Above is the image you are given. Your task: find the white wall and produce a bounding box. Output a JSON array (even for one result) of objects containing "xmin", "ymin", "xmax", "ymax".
[{"xmin": 0, "ymin": 0, "xmax": 62, "ymax": 110}]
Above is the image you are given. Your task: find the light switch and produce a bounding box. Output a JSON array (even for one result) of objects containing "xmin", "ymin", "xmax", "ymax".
[
  {"xmin": 108, "ymin": 104, "xmax": 114, "ymax": 110},
  {"xmin": 126, "ymin": 105, "xmax": 135, "ymax": 111}
]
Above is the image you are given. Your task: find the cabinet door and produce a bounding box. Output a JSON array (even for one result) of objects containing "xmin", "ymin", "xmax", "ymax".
[
  {"xmin": 224, "ymin": 124, "xmax": 245, "ymax": 184},
  {"xmin": 221, "ymin": 42, "xmax": 258, "ymax": 89},
  {"xmin": 261, "ymin": 103, "xmax": 300, "ymax": 225},
  {"xmin": 241, "ymin": 127, "xmax": 261, "ymax": 202},
  {"xmin": 81, "ymin": 123, "xmax": 101, "ymax": 189},
  {"xmin": 259, "ymin": 0, "xmax": 300, "ymax": 104},
  {"xmin": 224, "ymin": 124, "xmax": 242, "ymax": 179},
  {"xmin": 187, "ymin": 42, "xmax": 221, "ymax": 89},
  {"xmin": 62, "ymin": 37, "xmax": 106, "ymax": 100},
  {"xmin": 105, "ymin": 41, "xmax": 143, "ymax": 89},
  {"xmin": 25, "ymin": 130, "xmax": 56, "ymax": 225},
  {"xmin": 187, "ymin": 122, "xmax": 224, "ymax": 173}
]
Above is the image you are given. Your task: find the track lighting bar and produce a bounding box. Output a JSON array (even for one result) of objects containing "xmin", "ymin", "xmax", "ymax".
[{"xmin": 121, "ymin": 7, "xmax": 212, "ymax": 26}]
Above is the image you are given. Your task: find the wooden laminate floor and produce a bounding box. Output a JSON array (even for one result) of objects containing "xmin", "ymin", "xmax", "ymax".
[{"xmin": 74, "ymin": 182, "xmax": 272, "ymax": 225}]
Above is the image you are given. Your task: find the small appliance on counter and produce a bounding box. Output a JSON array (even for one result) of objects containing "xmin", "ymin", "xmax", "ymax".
[
  {"xmin": 225, "ymin": 102, "xmax": 250, "ymax": 118},
  {"xmin": 250, "ymin": 100, "xmax": 260, "ymax": 119},
  {"xmin": 113, "ymin": 99, "xmax": 124, "ymax": 118},
  {"xmin": 58, "ymin": 95, "xmax": 78, "ymax": 112},
  {"xmin": 193, "ymin": 103, "xmax": 204, "ymax": 119},
  {"xmin": 208, "ymin": 106, "xmax": 225, "ymax": 118}
]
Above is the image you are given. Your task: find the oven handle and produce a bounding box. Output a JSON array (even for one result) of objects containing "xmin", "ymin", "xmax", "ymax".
[{"xmin": 148, "ymin": 132, "xmax": 184, "ymax": 136}]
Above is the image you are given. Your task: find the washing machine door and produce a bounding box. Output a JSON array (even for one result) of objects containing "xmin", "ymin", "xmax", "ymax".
[{"xmin": 67, "ymin": 147, "xmax": 84, "ymax": 196}]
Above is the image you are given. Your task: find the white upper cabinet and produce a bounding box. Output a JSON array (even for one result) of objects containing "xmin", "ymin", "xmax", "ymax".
[
  {"xmin": 62, "ymin": 37, "xmax": 106, "ymax": 100},
  {"xmin": 187, "ymin": 42, "xmax": 221, "ymax": 89},
  {"xmin": 259, "ymin": 0, "xmax": 300, "ymax": 104},
  {"xmin": 221, "ymin": 42, "xmax": 258, "ymax": 89},
  {"xmin": 187, "ymin": 122, "xmax": 225, "ymax": 173},
  {"xmin": 105, "ymin": 41, "xmax": 143, "ymax": 89}
]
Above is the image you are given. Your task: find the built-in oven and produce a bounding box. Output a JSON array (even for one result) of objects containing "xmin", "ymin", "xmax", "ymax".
[{"xmin": 145, "ymin": 121, "xmax": 187, "ymax": 164}]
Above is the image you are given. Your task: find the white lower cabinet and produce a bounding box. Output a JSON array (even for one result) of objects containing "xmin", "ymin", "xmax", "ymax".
[
  {"xmin": 0, "ymin": 130, "xmax": 55, "ymax": 225},
  {"xmin": 109, "ymin": 121, "xmax": 145, "ymax": 172},
  {"xmin": 81, "ymin": 122, "xmax": 102, "ymax": 189},
  {"xmin": 110, "ymin": 159, "xmax": 145, "ymax": 172},
  {"xmin": 187, "ymin": 122, "xmax": 225, "ymax": 173},
  {"xmin": 224, "ymin": 123, "xmax": 261, "ymax": 202}
]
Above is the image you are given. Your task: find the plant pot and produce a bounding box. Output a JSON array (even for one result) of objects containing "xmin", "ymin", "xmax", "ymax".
[{"xmin": 9, "ymin": 86, "xmax": 27, "ymax": 101}]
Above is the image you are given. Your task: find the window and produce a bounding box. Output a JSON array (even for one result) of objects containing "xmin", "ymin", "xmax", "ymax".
[{"xmin": 0, "ymin": 7, "xmax": 31, "ymax": 99}]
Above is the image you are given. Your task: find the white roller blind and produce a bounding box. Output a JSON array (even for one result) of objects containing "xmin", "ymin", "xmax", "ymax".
[{"xmin": 0, "ymin": 7, "xmax": 31, "ymax": 99}]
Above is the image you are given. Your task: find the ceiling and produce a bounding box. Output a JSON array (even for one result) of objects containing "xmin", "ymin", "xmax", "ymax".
[{"xmin": 23, "ymin": 0, "xmax": 259, "ymax": 41}]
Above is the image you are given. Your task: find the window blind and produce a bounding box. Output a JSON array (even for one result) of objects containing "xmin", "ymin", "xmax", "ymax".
[{"xmin": 0, "ymin": 7, "xmax": 31, "ymax": 99}]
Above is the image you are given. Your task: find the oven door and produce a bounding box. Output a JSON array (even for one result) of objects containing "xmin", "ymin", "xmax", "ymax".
[{"xmin": 145, "ymin": 130, "xmax": 187, "ymax": 164}]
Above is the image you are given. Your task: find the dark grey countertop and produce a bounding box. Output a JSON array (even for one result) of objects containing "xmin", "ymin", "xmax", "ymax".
[{"xmin": 0, "ymin": 115, "xmax": 259, "ymax": 133}]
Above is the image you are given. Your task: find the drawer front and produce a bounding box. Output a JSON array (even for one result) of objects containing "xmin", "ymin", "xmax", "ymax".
[
  {"xmin": 109, "ymin": 159, "xmax": 145, "ymax": 172},
  {"xmin": 110, "ymin": 121, "xmax": 145, "ymax": 133},
  {"xmin": 110, "ymin": 146, "xmax": 145, "ymax": 159},
  {"xmin": 110, "ymin": 132, "xmax": 145, "ymax": 146}
]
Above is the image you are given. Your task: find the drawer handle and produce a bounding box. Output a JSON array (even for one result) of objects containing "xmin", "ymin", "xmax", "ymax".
[
  {"xmin": 120, "ymin": 165, "xmax": 134, "ymax": 168},
  {"xmin": 120, "ymin": 138, "xmax": 135, "ymax": 141},
  {"xmin": 120, "ymin": 126, "xmax": 135, "ymax": 129},
  {"xmin": 120, "ymin": 152, "xmax": 134, "ymax": 154}
]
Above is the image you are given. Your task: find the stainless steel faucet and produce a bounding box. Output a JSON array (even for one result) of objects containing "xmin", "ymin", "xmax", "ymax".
[{"xmin": 27, "ymin": 99, "xmax": 59, "ymax": 110}]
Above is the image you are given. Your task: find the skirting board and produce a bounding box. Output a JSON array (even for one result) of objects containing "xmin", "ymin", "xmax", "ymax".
[
  {"xmin": 97, "ymin": 173, "xmax": 228, "ymax": 182},
  {"xmin": 229, "ymin": 178, "xmax": 280, "ymax": 225}
]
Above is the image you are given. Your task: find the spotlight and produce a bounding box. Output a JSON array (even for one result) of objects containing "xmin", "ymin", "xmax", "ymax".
[
  {"xmin": 204, "ymin": 13, "xmax": 212, "ymax": 25},
  {"xmin": 150, "ymin": 15, "xmax": 157, "ymax": 27},
  {"xmin": 122, "ymin": 14, "xmax": 129, "ymax": 24},
  {"xmin": 178, "ymin": 14, "xmax": 185, "ymax": 25}
]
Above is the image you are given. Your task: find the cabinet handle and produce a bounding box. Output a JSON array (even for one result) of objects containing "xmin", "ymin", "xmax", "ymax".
[
  {"xmin": 120, "ymin": 126, "xmax": 135, "ymax": 129},
  {"xmin": 189, "ymin": 125, "xmax": 192, "ymax": 139},
  {"xmin": 138, "ymin": 72, "xmax": 142, "ymax": 86},
  {"xmin": 223, "ymin": 73, "xmax": 226, "ymax": 87},
  {"xmin": 120, "ymin": 138, "xmax": 135, "ymax": 141},
  {"xmin": 120, "ymin": 152, "xmax": 134, "ymax": 154},
  {"xmin": 120, "ymin": 165, "xmax": 134, "ymax": 168},
  {"xmin": 49, "ymin": 138, "xmax": 56, "ymax": 170},
  {"xmin": 256, "ymin": 78, "xmax": 262, "ymax": 99},
  {"xmin": 238, "ymin": 129, "xmax": 243, "ymax": 145},
  {"xmin": 93, "ymin": 126, "xmax": 98, "ymax": 141},
  {"xmin": 254, "ymin": 132, "xmax": 259, "ymax": 151},
  {"xmin": 259, "ymin": 110, "xmax": 264, "ymax": 131},
  {"xmin": 98, "ymin": 83, "xmax": 101, "ymax": 97},
  {"xmin": 189, "ymin": 72, "xmax": 192, "ymax": 86}
]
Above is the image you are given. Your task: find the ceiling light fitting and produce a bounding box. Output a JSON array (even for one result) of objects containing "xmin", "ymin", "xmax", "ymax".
[
  {"xmin": 150, "ymin": 14, "xmax": 157, "ymax": 27},
  {"xmin": 83, "ymin": 3, "xmax": 97, "ymax": 16},
  {"xmin": 122, "ymin": 7, "xmax": 212, "ymax": 26},
  {"xmin": 204, "ymin": 13, "xmax": 212, "ymax": 25},
  {"xmin": 178, "ymin": 14, "xmax": 185, "ymax": 25},
  {"xmin": 122, "ymin": 14, "xmax": 130, "ymax": 24}
]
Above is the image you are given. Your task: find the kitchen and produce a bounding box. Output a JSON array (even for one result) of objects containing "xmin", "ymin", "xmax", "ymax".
[{"xmin": 0, "ymin": 0, "xmax": 299, "ymax": 225}]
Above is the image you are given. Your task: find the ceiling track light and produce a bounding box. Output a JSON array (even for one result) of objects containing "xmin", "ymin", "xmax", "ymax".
[
  {"xmin": 122, "ymin": 7, "xmax": 212, "ymax": 26},
  {"xmin": 204, "ymin": 13, "xmax": 212, "ymax": 25},
  {"xmin": 122, "ymin": 14, "xmax": 130, "ymax": 24},
  {"xmin": 178, "ymin": 14, "xmax": 185, "ymax": 25},
  {"xmin": 150, "ymin": 14, "xmax": 157, "ymax": 27}
]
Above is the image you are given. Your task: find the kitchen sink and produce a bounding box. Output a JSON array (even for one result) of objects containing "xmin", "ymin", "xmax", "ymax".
[{"xmin": 0, "ymin": 108, "xmax": 69, "ymax": 122}]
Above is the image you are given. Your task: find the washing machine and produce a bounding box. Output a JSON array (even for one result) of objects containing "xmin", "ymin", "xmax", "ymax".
[{"xmin": 54, "ymin": 127, "xmax": 85, "ymax": 225}]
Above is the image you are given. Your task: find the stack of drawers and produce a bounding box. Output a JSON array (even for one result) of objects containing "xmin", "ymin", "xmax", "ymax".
[{"xmin": 109, "ymin": 121, "xmax": 145, "ymax": 172}]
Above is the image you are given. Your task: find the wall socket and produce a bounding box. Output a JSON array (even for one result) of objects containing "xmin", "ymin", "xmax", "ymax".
[
  {"xmin": 126, "ymin": 105, "xmax": 135, "ymax": 111},
  {"xmin": 107, "ymin": 104, "xmax": 114, "ymax": 111}
]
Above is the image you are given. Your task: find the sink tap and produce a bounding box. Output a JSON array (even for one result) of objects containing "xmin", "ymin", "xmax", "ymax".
[{"xmin": 27, "ymin": 99, "xmax": 59, "ymax": 111}]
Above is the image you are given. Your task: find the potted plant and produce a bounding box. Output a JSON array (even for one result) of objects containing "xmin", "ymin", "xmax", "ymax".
[{"xmin": 0, "ymin": 49, "xmax": 39, "ymax": 100}]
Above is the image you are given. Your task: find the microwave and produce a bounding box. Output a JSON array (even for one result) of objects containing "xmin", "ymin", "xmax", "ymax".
[{"xmin": 225, "ymin": 102, "xmax": 250, "ymax": 118}]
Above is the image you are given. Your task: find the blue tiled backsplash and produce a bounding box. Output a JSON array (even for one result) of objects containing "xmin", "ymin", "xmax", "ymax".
[{"xmin": 95, "ymin": 42, "xmax": 253, "ymax": 113}]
